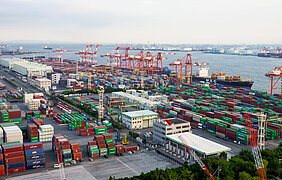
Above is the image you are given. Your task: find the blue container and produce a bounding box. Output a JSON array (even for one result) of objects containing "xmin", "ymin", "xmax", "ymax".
[
  {"xmin": 25, "ymin": 148, "xmax": 44, "ymax": 156},
  {"xmin": 27, "ymin": 164, "xmax": 45, "ymax": 170},
  {"xmin": 0, "ymin": 159, "xmax": 3, "ymax": 165},
  {"xmin": 63, "ymin": 153, "xmax": 72, "ymax": 159},
  {"xmin": 26, "ymin": 153, "xmax": 45, "ymax": 160},
  {"xmin": 6, "ymin": 162, "xmax": 25, "ymax": 170},
  {"xmin": 26, "ymin": 158, "xmax": 45, "ymax": 166}
]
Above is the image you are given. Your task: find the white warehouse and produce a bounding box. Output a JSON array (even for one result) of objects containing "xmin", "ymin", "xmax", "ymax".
[
  {"xmin": 0, "ymin": 58, "xmax": 53, "ymax": 77},
  {"xmin": 122, "ymin": 110, "xmax": 158, "ymax": 129}
]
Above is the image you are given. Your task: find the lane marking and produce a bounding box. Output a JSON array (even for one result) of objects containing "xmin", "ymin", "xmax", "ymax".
[{"xmin": 117, "ymin": 159, "xmax": 139, "ymax": 175}]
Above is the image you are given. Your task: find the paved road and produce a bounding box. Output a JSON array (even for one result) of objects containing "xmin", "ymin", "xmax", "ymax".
[{"xmin": 0, "ymin": 67, "xmax": 40, "ymax": 94}]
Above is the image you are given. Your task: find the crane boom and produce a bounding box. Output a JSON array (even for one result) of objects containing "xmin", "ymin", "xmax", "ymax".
[{"xmin": 244, "ymin": 114, "xmax": 267, "ymax": 180}]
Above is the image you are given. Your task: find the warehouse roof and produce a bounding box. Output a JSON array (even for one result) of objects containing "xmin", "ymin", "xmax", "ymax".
[
  {"xmin": 112, "ymin": 92, "xmax": 159, "ymax": 106},
  {"xmin": 122, "ymin": 110, "xmax": 158, "ymax": 118},
  {"xmin": 167, "ymin": 132, "xmax": 231, "ymax": 156},
  {"xmin": 35, "ymin": 78, "xmax": 51, "ymax": 82}
]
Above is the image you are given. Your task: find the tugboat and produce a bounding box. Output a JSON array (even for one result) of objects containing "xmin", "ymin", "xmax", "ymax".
[{"xmin": 193, "ymin": 63, "xmax": 254, "ymax": 88}]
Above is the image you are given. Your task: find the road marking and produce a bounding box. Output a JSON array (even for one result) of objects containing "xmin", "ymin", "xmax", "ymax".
[{"xmin": 117, "ymin": 158, "xmax": 139, "ymax": 175}]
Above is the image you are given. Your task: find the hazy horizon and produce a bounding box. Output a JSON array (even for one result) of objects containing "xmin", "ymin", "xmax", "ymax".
[{"xmin": 1, "ymin": 0, "xmax": 281, "ymax": 44}]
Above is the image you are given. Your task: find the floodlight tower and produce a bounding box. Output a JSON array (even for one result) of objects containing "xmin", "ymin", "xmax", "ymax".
[{"xmin": 97, "ymin": 86, "xmax": 105, "ymax": 121}]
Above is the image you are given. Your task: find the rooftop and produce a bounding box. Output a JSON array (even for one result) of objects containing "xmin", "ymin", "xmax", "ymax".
[
  {"xmin": 122, "ymin": 110, "xmax": 158, "ymax": 118},
  {"xmin": 112, "ymin": 91, "xmax": 159, "ymax": 105},
  {"xmin": 35, "ymin": 78, "xmax": 51, "ymax": 82},
  {"xmin": 167, "ymin": 132, "xmax": 231, "ymax": 156}
]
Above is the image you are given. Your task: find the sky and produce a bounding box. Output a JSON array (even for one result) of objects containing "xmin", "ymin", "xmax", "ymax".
[{"xmin": 0, "ymin": 0, "xmax": 281, "ymax": 44}]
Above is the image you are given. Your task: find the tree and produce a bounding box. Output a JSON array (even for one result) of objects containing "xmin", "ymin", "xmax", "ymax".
[
  {"xmin": 219, "ymin": 152, "xmax": 227, "ymax": 160},
  {"xmin": 238, "ymin": 172, "xmax": 258, "ymax": 180}
]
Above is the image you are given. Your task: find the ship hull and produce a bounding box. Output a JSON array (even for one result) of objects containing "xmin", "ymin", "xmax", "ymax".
[{"xmin": 193, "ymin": 76, "xmax": 254, "ymax": 88}]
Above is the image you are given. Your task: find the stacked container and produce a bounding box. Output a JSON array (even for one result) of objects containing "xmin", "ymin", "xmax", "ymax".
[
  {"xmin": 23, "ymin": 142, "xmax": 45, "ymax": 170},
  {"xmin": 79, "ymin": 127, "xmax": 94, "ymax": 136},
  {"xmin": 2, "ymin": 142, "xmax": 26, "ymax": 174},
  {"xmin": 52, "ymin": 134, "xmax": 72, "ymax": 164},
  {"xmin": 104, "ymin": 134, "xmax": 115, "ymax": 156},
  {"xmin": 7, "ymin": 109, "xmax": 22, "ymax": 124},
  {"xmin": 0, "ymin": 110, "xmax": 9, "ymax": 122},
  {"xmin": 87, "ymin": 141, "xmax": 99, "ymax": 158},
  {"xmin": 33, "ymin": 111, "xmax": 41, "ymax": 118},
  {"xmin": 25, "ymin": 111, "xmax": 33, "ymax": 122},
  {"xmin": 0, "ymin": 146, "xmax": 4, "ymax": 175},
  {"xmin": 94, "ymin": 126, "xmax": 108, "ymax": 135},
  {"xmin": 70, "ymin": 143, "xmax": 82, "ymax": 161},
  {"xmin": 115, "ymin": 144, "xmax": 125, "ymax": 156},
  {"xmin": 27, "ymin": 123, "xmax": 39, "ymax": 142},
  {"xmin": 2, "ymin": 126, "xmax": 23, "ymax": 144},
  {"xmin": 0, "ymin": 127, "xmax": 3, "ymax": 144},
  {"xmin": 38, "ymin": 125, "xmax": 54, "ymax": 142}
]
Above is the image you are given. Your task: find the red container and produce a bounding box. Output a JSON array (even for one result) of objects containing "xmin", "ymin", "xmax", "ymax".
[
  {"xmin": 4, "ymin": 151, "xmax": 24, "ymax": 159},
  {"xmin": 33, "ymin": 119, "xmax": 44, "ymax": 127},
  {"xmin": 3, "ymin": 146, "xmax": 23, "ymax": 153},
  {"xmin": 98, "ymin": 144, "xmax": 106, "ymax": 149},
  {"xmin": 124, "ymin": 146, "xmax": 139, "ymax": 152},
  {"xmin": 72, "ymin": 152, "xmax": 82, "ymax": 161},
  {"xmin": 0, "ymin": 165, "xmax": 5, "ymax": 175},
  {"xmin": 89, "ymin": 153, "xmax": 99, "ymax": 158},
  {"xmin": 107, "ymin": 143, "xmax": 115, "ymax": 148},
  {"xmin": 70, "ymin": 143, "xmax": 80, "ymax": 149},
  {"xmin": 60, "ymin": 144, "xmax": 71, "ymax": 150},
  {"xmin": 0, "ymin": 154, "xmax": 3, "ymax": 160},
  {"xmin": 5, "ymin": 156, "xmax": 25, "ymax": 164},
  {"xmin": 7, "ymin": 110, "xmax": 21, "ymax": 119},
  {"xmin": 94, "ymin": 135, "xmax": 104, "ymax": 141},
  {"xmin": 103, "ymin": 134, "xmax": 113, "ymax": 139},
  {"xmin": 59, "ymin": 139, "xmax": 70, "ymax": 145},
  {"xmin": 97, "ymin": 140, "xmax": 105, "ymax": 145},
  {"xmin": 116, "ymin": 144, "xmax": 125, "ymax": 154},
  {"xmin": 7, "ymin": 166, "xmax": 25, "ymax": 174},
  {"xmin": 72, "ymin": 148, "xmax": 81, "ymax": 153},
  {"xmin": 226, "ymin": 129, "xmax": 236, "ymax": 141},
  {"xmin": 80, "ymin": 132, "xmax": 95, "ymax": 136},
  {"xmin": 216, "ymin": 126, "xmax": 226, "ymax": 134},
  {"xmin": 24, "ymin": 142, "xmax": 43, "ymax": 150},
  {"xmin": 88, "ymin": 141, "xmax": 97, "ymax": 146}
]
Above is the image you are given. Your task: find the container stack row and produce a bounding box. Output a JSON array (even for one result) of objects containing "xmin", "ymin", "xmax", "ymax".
[{"xmin": 23, "ymin": 142, "xmax": 45, "ymax": 170}]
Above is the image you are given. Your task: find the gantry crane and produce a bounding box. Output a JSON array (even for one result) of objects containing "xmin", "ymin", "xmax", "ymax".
[
  {"xmin": 157, "ymin": 109, "xmax": 215, "ymax": 180},
  {"xmin": 265, "ymin": 66, "xmax": 282, "ymax": 95},
  {"xmin": 244, "ymin": 114, "xmax": 267, "ymax": 180},
  {"xmin": 169, "ymin": 54, "xmax": 193, "ymax": 86},
  {"xmin": 54, "ymin": 49, "xmax": 71, "ymax": 64},
  {"xmin": 97, "ymin": 86, "xmax": 104, "ymax": 121},
  {"xmin": 76, "ymin": 44, "xmax": 100, "ymax": 67}
]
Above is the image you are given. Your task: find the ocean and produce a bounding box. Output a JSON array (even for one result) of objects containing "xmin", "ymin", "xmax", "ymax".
[{"xmin": 2, "ymin": 43, "xmax": 282, "ymax": 92}]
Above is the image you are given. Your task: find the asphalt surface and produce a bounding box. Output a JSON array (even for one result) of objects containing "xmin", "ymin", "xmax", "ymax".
[{"xmin": 0, "ymin": 67, "xmax": 40, "ymax": 94}]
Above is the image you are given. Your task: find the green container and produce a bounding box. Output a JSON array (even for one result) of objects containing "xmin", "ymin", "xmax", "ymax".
[
  {"xmin": 99, "ymin": 148, "xmax": 108, "ymax": 156},
  {"xmin": 63, "ymin": 158, "xmax": 72, "ymax": 163},
  {"xmin": 63, "ymin": 149, "xmax": 72, "ymax": 154},
  {"xmin": 105, "ymin": 138, "xmax": 114, "ymax": 144},
  {"xmin": 108, "ymin": 147, "xmax": 116, "ymax": 155}
]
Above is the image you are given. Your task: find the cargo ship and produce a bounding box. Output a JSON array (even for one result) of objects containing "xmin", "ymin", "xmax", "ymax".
[
  {"xmin": 43, "ymin": 46, "xmax": 53, "ymax": 50},
  {"xmin": 192, "ymin": 63, "xmax": 254, "ymax": 88}
]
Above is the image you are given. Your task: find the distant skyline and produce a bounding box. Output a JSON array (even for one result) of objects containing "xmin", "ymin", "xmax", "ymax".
[{"xmin": 0, "ymin": 0, "xmax": 281, "ymax": 44}]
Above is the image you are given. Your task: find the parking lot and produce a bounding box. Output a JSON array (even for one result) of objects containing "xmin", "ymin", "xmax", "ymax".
[{"xmin": 8, "ymin": 151, "xmax": 178, "ymax": 180}]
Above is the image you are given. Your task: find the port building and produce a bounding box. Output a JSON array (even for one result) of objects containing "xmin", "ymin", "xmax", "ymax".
[
  {"xmin": 153, "ymin": 118, "xmax": 191, "ymax": 144},
  {"xmin": 122, "ymin": 110, "xmax": 158, "ymax": 129},
  {"xmin": 0, "ymin": 58, "xmax": 52, "ymax": 77},
  {"xmin": 112, "ymin": 90, "xmax": 161, "ymax": 110},
  {"xmin": 166, "ymin": 132, "xmax": 231, "ymax": 157},
  {"xmin": 35, "ymin": 78, "xmax": 52, "ymax": 90}
]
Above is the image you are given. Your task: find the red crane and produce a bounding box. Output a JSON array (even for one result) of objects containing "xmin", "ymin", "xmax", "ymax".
[
  {"xmin": 157, "ymin": 109, "xmax": 215, "ymax": 180},
  {"xmin": 53, "ymin": 49, "xmax": 71, "ymax": 64},
  {"xmin": 100, "ymin": 46, "xmax": 130, "ymax": 68},
  {"xmin": 265, "ymin": 66, "xmax": 282, "ymax": 95},
  {"xmin": 244, "ymin": 114, "xmax": 267, "ymax": 180},
  {"xmin": 169, "ymin": 54, "xmax": 193, "ymax": 85}
]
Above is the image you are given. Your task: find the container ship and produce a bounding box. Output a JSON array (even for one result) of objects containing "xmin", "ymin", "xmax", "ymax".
[
  {"xmin": 43, "ymin": 46, "xmax": 53, "ymax": 50},
  {"xmin": 192, "ymin": 64, "xmax": 254, "ymax": 88}
]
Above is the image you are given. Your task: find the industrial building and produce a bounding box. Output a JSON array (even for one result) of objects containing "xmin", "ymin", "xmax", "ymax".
[
  {"xmin": 153, "ymin": 118, "xmax": 191, "ymax": 144},
  {"xmin": 122, "ymin": 110, "xmax": 158, "ymax": 129},
  {"xmin": 166, "ymin": 132, "xmax": 231, "ymax": 157},
  {"xmin": 35, "ymin": 78, "xmax": 52, "ymax": 90},
  {"xmin": 47, "ymin": 73, "xmax": 61, "ymax": 84},
  {"xmin": 0, "ymin": 58, "xmax": 53, "ymax": 77},
  {"xmin": 112, "ymin": 91, "xmax": 160, "ymax": 110}
]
